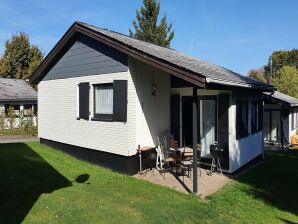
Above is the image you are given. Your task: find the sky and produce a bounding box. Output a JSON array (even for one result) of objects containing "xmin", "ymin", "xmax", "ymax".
[{"xmin": 0, "ymin": 0, "xmax": 297, "ymax": 75}]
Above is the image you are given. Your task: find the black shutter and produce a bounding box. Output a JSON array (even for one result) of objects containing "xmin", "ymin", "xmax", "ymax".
[
  {"xmin": 79, "ymin": 82, "xmax": 90, "ymax": 120},
  {"xmin": 171, "ymin": 95, "xmax": 180, "ymax": 145},
  {"xmin": 113, "ymin": 80, "xmax": 127, "ymax": 122},
  {"xmin": 258, "ymin": 101, "xmax": 263, "ymax": 131},
  {"xmin": 236, "ymin": 101, "xmax": 240, "ymax": 140},
  {"xmin": 218, "ymin": 94, "xmax": 230, "ymax": 170}
]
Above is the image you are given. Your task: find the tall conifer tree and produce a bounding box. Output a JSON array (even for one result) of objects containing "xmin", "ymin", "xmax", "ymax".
[{"xmin": 129, "ymin": 0, "xmax": 174, "ymax": 47}]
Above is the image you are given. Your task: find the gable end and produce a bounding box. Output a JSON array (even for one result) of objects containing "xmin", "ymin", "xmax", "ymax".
[{"xmin": 42, "ymin": 34, "xmax": 128, "ymax": 81}]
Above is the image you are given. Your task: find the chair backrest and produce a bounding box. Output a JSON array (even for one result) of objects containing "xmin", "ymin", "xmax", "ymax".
[
  {"xmin": 162, "ymin": 133, "xmax": 173, "ymax": 150},
  {"xmin": 169, "ymin": 138, "xmax": 179, "ymax": 150}
]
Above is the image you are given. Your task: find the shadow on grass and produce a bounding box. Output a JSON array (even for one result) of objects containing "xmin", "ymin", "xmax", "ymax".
[
  {"xmin": 0, "ymin": 143, "xmax": 72, "ymax": 224},
  {"xmin": 236, "ymin": 151, "xmax": 298, "ymax": 216}
]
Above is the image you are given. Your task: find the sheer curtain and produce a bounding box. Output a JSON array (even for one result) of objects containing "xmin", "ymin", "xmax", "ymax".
[
  {"xmin": 201, "ymin": 100, "xmax": 215, "ymax": 156},
  {"xmin": 95, "ymin": 85, "xmax": 113, "ymax": 114}
]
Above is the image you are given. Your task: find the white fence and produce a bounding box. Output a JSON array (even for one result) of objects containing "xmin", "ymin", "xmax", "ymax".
[{"xmin": 1, "ymin": 116, "xmax": 37, "ymax": 129}]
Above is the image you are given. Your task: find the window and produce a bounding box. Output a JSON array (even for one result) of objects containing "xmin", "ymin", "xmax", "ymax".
[
  {"xmin": 291, "ymin": 112, "xmax": 295, "ymax": 130},
  {"xmin": 251, "ymin": 101, "xmax": 259, "ymax": 133},
  {"xmin": 91, "ymin": 80, "xmax": 127, "ymax": 122},
  {"xmin": 4, "ymin": 104, "xmax": 20, "ymax": 117},
  {"xmin": 78, "ymin": 80, "xmax": 127, "ymax": 122},
  {"xmin": 236, "ymin": 101, "xmax": 249, "ymax": 139},
  {"xmin": 93, "ymin": 83, "xmax": 114, "ymax": 120},
  {"xmin": 24, "ymin": 104, "xmax": 33, "ymax": 116}
]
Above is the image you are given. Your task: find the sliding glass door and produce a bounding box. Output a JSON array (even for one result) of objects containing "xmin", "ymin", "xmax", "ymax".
[
  {"xmin": 264, "ymin": 110, "xmax": 281, "ymax": 143},
  {"xmin": 200, "ymin": 98, "xmax": 217, "ymax": 156}
]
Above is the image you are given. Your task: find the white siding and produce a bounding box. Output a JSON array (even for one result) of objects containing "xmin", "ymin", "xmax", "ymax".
[
  {"xmin": 130, "ymin": 59, "xmax": 171, "ymax": 147},
  {"xmin": 38, "ymin": 70, "xmax": 136, "ymax": 156},
  {"xmin": 290, "ymin": 110, "xmax": 298, "ymax": 138},
  {"xmin": 229, "ymin": 97, "xmax": 263, "ymax": 173}
]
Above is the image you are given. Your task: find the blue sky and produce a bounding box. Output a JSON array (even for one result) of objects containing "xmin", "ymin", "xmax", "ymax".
[{"xmin": 0, "ymin": 0, "xmax": 297, "ymax": 75}]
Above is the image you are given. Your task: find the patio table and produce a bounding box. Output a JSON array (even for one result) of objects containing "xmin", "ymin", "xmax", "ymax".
[
  {"xmin": 137, "ymin": 145, "xmax": 156, "ymax": 174},
  {"xmin": 183, "ymin": 147, "xmax": 193, "ymax": 157}
]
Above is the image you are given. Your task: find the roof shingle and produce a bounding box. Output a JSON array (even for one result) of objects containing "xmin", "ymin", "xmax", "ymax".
[
  {"xmin": 264, "ymin": 91, "xmax": 298, "ymax": 107},
  {"xmin": 0, "ymin": 78, "xmax": 37, "ymax": 102},
  {"xmin": 79, "ymin": 22, "xmax": 273, "ymax": 89}
]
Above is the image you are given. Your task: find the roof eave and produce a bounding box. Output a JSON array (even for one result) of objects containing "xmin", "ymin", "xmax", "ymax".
[{"xmin": 206, "ymin": 77, "xmax": 275, "ymax": 91}]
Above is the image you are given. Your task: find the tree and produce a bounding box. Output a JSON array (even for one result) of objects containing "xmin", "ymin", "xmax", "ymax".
[
  {"xmin": 248, "ymin": 68, "xmax": 267, "ymax": 83},
  {"xmin": 129, "ymin": 0, "xmax": 174, "ymax": 47},
  {"xmin": 0, "ymin": 32, "xmax": 43, "ymax": 80},
  {"xmin": 264, "ymin": 49, "xmax": 298, "ymax": 80},
  {"xmin": 272, "ymin": 65, "xmax": 298, "ymax": 98}
]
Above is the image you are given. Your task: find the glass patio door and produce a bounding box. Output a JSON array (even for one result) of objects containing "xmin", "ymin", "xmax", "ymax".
[
  {"xmin": 200, "ymin": 99, "xmax": 216, "ymax": 156},
  {"xmin": 264, "ymin": 110, "xmax": 281, "ymax": 142},
  {"xmin": 271, "ymin": 111, "xmax": 281, "ymax": 142}
]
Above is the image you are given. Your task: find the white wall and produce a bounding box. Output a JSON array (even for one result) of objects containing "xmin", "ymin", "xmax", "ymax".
[
  {"xmin": 130, "ymin": 59, "xmax": 171, "ymax": 148},
  {"xmin": 229, "ymin": 96, "xmax": 263, "ymax": 173},
  {"xmin": 38, "ymin": 70, "xmax": 137, "ymax": 156},
  {"xmin": 38, "ymin": 58, "xmax": 172, "ymax": 157},
  {"xmin": 289, "ymin": 110, "xmax": 298, "ymax": 138}
]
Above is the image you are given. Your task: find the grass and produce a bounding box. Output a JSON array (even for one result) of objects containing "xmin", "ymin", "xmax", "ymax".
[
  {"xmin": 0, "ymin": 128, "xmax": 38, "ymax": 136},
  {"xmin": 289, "ymin": 145, "xmax": 298, "ymax": 150},
  {"xmin": 0, "ymin": 142, "xmax": 298, "ymax": 224}
]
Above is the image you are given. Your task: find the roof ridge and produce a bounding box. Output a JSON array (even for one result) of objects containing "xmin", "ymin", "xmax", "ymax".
[{"xmin": 76, "ymin": 21, "xmax": 179, "ymax": 51}]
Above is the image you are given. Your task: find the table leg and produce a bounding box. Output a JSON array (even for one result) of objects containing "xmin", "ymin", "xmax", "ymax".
[{"xmin": 138, "ymin": 145, "xmax": 142, "ymax": 174}]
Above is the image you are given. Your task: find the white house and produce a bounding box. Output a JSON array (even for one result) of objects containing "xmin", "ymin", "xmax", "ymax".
[
  {"xmin": 30, "ymin": 22, "xmax": 274, "ymax": 176},
  {"xmin": 0, "ymin": 78, "xmax": 37, "ymax": 128},
  {"xmin": 0, "ymin": 78, "xmax": 37, "ymax": 115},
  {"xmin": 263, "ymin": 91, "xmax": 298, "ymax": 147}
]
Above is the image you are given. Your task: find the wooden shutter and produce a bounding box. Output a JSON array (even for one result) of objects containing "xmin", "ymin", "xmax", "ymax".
[
  {"xmin": 258, "ymin": 101, "xmax": 263, "ymax": 131},
  {"xmin": 236, "ymin": 101, "xmax": 240, "ymax": 140},
  {"xmin": 113, "ymin": 80, "xmax": 127, "ymax": 122},
  {"xmin": 218, "ymin": 94, "xmax": 230, "ymax": 170},
  {"xmin": 79, "ymin": 82, "xmax": 90, "ymax": 120},
  {"xmin": 171, "ymin": 95, "xmax": 180, "ymax": 145}
]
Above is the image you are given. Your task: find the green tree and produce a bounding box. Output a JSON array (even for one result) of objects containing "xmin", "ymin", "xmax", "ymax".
[
  {"xmin": 129, "ymin": 0, "xmax": 174, "ymax": 47},
  {"xmin": 264, "ymin": 49, "xmax": 298, "ymax": 80},
  {"xmin": 272, "ymin": 65, "xmax": 298, "ymax": 98},
  {"xmin": 0, "ymin": 32, "xmax": 43, "ymax": 80},
  {"xmin": 248, "ymin": 68, "xmax": 267, "ymax": 83}
]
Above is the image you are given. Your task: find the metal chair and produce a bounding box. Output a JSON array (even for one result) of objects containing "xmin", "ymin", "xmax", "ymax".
[{"xmin": 156, "ymin": 137, "xmax": 175, "ymax": 177}]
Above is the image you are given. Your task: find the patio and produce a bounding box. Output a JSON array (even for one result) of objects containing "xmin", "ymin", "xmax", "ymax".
[{"xmin": 134, "ymin": 168, "xmax": 231, "ymax": 198}]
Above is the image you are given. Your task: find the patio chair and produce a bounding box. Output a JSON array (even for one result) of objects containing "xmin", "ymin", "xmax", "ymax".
[
  {"xmin": 156, "ymin": 137, "xmax": 175, "ymax": 176},
  {"xmin": 178, "ymin": 144, "xmax": 202, "ymax": 178},
  {"xmin": 162, "ymin": 133, "xmax": 178, "ymax": 151}
]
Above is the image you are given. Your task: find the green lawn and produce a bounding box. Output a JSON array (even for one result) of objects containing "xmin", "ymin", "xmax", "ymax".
[{"xmin": 0, "ymin": 142, "xmax": 297, "ymax": 224}]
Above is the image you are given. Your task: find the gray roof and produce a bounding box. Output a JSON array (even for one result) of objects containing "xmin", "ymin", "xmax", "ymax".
[
  {"xmin": 0, "ymin": 78, "xmax": 37, "ymax": 102},
  {"xmin": 79, "ymin": 22, "xmax": 273, "ymax": 90},
  {"xmin": 264, "ymin": 91, "xmax": 298, "ymax": 107}
]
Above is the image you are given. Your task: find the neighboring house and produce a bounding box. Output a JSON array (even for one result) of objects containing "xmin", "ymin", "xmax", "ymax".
[
  {"xmin": 30, "ymin": 22, "xmax": 274, "ymax": 175},
  {"xmin": 0, "ymin": 78, "xmax": 37, "ymax": 117},
  {"xmin": 263, "ymin": 91, "xmax": 298, "ymax": 146}
]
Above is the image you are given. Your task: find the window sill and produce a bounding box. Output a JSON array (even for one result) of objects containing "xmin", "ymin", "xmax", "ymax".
[{"xmin": 91, "ymin": 117, "xmax": 113, "ymax": 122}]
